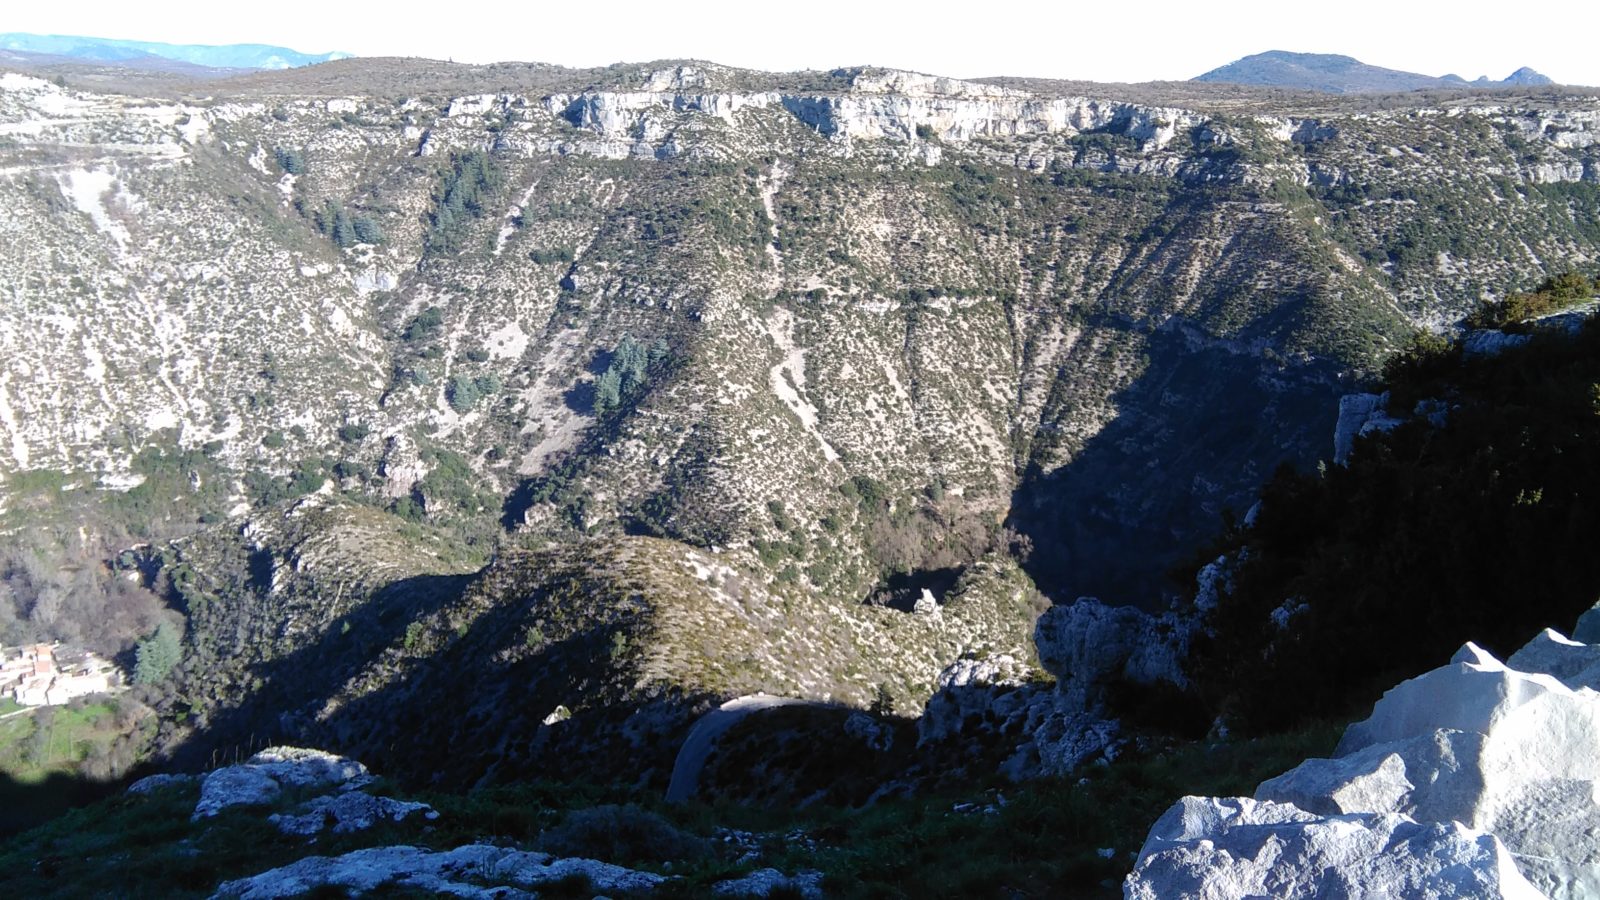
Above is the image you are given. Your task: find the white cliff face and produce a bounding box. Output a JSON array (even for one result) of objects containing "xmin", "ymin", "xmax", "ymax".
[
  {"xmin": 535, "ymin": 69, "xmax": 1206, "ymax": 150},
  {"xmin": 1131, "ymin": 621, "xmax": 1600, "ymax": 899},
  {"xmin": 1333, "ymin": 391, "xmax": 1404, "ymax": 464}
]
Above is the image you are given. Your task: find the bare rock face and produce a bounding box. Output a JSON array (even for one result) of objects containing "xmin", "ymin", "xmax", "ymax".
[
  {"xmin": 1333, "ymin": 391, "xmax": 1403, "ymax": 464},
  {"xmin": 1125, "ymin": 796, "xmax": 1543, "ymax": 900},
  {"xmin": 1033, "ymin": 598, "xmax": 1188, "ymax": 711}
]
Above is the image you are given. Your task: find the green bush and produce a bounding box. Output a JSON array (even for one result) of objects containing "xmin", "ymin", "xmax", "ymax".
[
  {"xmin": 404, "ymin": 307, "xmax": 444, "ymax": 342},
  {"xmin": 273, "ymin": 147, "xmax": 305, "ymax": 175},
  {"xmin": 426, "ymin": 150, "xmax": 502, "ymax": 255},
  {"xmin": 537, "ymin": 804, "xmax": 711, "ymax": 865},
  {"xmin": 1464, "ymin": 272, "xmax": 1596, "ymax": 330}
]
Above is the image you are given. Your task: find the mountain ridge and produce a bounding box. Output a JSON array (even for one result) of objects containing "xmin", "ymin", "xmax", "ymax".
[
  {"xmin": 1195, "ymin": 50, "xmax": 1554, "ymax": 94},
  {"xmin": 0, "ymin": 32, "xmax": 349, "ymax": 71}
]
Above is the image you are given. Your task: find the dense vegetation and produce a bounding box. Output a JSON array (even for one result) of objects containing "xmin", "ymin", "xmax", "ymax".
[
  {"xmin": 1191, "ymin": 294, "xmax": 1600, "ymax": 731},
  {"xmin": 1463, "ymin": 271, "xmax": 1597, "ymax": 330},
  {"xmin": 425, "ymin": 149, "xmax": 502, "ymax": 255}
]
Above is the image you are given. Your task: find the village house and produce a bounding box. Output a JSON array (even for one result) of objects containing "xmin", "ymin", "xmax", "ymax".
[{"xmin": 0, "ymin": 642, "xmax": 121, "ymax": 707}]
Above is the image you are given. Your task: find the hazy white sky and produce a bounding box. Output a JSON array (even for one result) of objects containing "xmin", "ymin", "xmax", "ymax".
[{"xmin": 8, "ymin": 1, "xmax": 1599, "ymax": 86}]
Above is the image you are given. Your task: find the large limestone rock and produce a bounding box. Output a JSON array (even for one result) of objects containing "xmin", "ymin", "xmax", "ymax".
[
  {"xmin": 1033, "ymin": 598, "xmax": 1187, "ymax": 711},
  {"xmin": 192, "ymin": 747, "xmax": 370, "ymax": 820},
  {"xmin": 712, "ymin": 867, "xmax": 825, "ymax": 898},
  {"xmin": 1333, "ymin": 391, "xmax": 1403, "ymax": 464},
  {"xmin": 213, "ymin": 844, "xmax": 668, "ymax": 899},
  {"xmin": 1125, "ymin": 796, "xmax": 1543, "ymax": 900},
  {"xmin": 1255, "ymin": 636, "xmax": 1600, "ymax": 898},
  {"xmin": 269, "ymin": 791, "xmax": 438, "ymax": 836}
]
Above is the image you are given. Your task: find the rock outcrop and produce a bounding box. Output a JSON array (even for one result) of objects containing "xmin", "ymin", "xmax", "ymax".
[
  {"xmin": 1127, "ymin": 619, "xmax": 1600, "ymax": 898},
  {"xmin": 1033, "ymin": 598, "xmax": 1189, "ymax": 711},
  {"xmin": 269, "ymin": 791, "xmax": 438, "ymax": 836},
  {"xmin": 1126, "ymin": 796, "xmax": 1543, "ymax": 899},
  {"xmin": 712, "ymin": 867, "xmax": 825, "ymax": 898},
  {"xmin": 1333, "ymin": 391, "xmax": 1404, "ymax": 464},
  {"xmin": 213, "ymin": 844, "xmax": 669, "ymax": 899},
  {"xmin": 192, "ymin": 747, "xmax": 370, "ymax": 820}
]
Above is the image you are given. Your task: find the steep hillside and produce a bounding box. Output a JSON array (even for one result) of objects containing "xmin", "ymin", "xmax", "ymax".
[
  {"xmin": 1188, "ymin": 282, "xmax": 1600, "ymax": 731},
  {"xmin": 0, "ymin": 61, "xmax": 1598, "ymax": 784}
]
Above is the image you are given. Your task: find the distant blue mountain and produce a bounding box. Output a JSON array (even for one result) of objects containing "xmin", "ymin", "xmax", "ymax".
[
  {"xmin": 1195, "ymin": 51, "xmax": 1553, "ymax": 94},
  {"xmin": 0, "ymin": 33, "xmax": 351, "ymax": 70}
]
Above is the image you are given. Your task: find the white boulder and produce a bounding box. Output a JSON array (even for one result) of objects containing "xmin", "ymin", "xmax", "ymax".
[
  {"xmin": 1506, "ymin": 628, "xmax": 1600, "ymax": 691},
  {"xmin": 1125, "ymin": 796, "xmax": 1543, "ymax": 900},
  {"xmin": 213, "ymin": 844, "xmax": 668, "ymax": 899},
  {"xmin": 1256, "ymin": 636, "xmax": 1600, "ymax": 898}
]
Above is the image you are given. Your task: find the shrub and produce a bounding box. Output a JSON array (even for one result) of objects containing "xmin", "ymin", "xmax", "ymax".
[
  {"xmin": 273, "ymin": 147, "xmax": 305, "ymax": 175},
  {"xmin": 447, "ymin": 375, "xmax": 501, "ymax": 413},
  {"xmin": 538, "ymin": 804, "xmax": 710, "ymax": 865},
  {"xmin": 404, "ymin": 307, "xmax": 444, "ymax": 342},
  {"xmin": 529, "ymin": 247, "xmax": 574, "ymax": 265},
  {"xmin": 351, "ymin": 216, "xmax": 385, "ymax": 245},
  {"xmin": 1464, "ymin": 272, "xmax": 1597, "ymax": 330}
]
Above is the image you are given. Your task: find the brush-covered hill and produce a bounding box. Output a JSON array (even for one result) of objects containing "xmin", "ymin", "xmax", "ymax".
[{"xmin": 0, "ymin": 58, "xmax": 1597, "ymax": 788}]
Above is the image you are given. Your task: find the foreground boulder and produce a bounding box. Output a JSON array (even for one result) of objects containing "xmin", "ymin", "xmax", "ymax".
[
  {"xmin": 1125, "ymin": 796, "xmax": 1542, "ymax": 900},
  {"xmin": 213, "ymin": 844, "xmax": 669, "ymax": 898},
  {"xmin": 1264, "ymin": 638, "xmax": 1600, "ymax": 898},
  {"xmin": 1129, "ymin": 624, "xmax": 1600, "ymax": 899},
  {"xmin": 193, "ymin": 747, "xmax": 370, "ymax": 820}
]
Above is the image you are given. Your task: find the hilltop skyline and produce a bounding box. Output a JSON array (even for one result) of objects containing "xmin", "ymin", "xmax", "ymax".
[{"xmin": 5, "ymin": 0, "xmax": 1598, "ymax": 87}]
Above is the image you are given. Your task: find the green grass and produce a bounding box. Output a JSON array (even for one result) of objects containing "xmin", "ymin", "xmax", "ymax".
[{"xmin": 0, "ymin": 702, "xmax": 120, "ymax": 783}]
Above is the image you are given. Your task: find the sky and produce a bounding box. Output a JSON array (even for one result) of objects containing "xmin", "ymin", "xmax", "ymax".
[{"xmin": 6, "ymin": 1, "xmax": 1599, "ymax": 86}]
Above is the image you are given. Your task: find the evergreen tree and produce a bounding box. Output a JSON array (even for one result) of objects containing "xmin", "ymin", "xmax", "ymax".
[{"xmin": 134, "ymin": 621, "xmax": 182, "ymax": 685}]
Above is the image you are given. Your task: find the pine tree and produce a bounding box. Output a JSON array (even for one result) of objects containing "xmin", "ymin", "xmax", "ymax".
[{"xmin": 134, "ymin": 621, "xmax": 182, "ymax": 685}]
